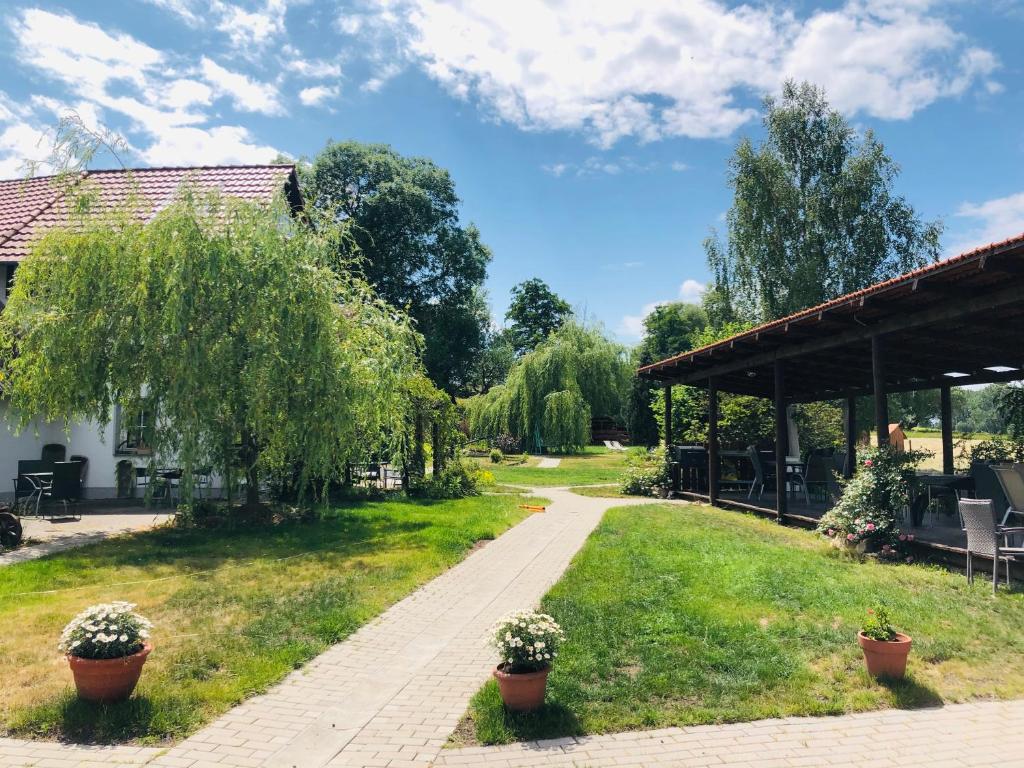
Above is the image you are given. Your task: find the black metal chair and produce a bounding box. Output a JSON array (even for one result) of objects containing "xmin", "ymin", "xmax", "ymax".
[
  {"xmin": 959, "ymin": 498, "xmax": 1024, "ymax": 593},
  {"xmin": 41, "ymin": 443, "xmax": 66, "ymax": 464},
  {"xmin": 13, "ymin": 459, "xmax": 51, "ymax": 516},
  {"xmin": 41, "ymin": 461, "xmax": 83, "ymax": 519}
]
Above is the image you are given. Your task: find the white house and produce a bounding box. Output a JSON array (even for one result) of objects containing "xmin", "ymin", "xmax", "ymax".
[{"xmin": 0, "ymin": 165, "xmax": 303, "ymax": 499}]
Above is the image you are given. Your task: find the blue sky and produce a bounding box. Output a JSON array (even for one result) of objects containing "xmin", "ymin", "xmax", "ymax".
[{"xmin": 1, "ymin": 0, "xmax": 1023, "ymax": 343}]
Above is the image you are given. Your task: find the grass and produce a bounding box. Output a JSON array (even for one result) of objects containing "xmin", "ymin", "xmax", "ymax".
[
  {"xmin": 568, "ymin": 485, "xmax": 633, "ymax": 499},
  {"xmin": 0, "ymin": 494, "xmax": 543, "ymax": 745},
  {"xmin": 475, "ymin": 446, "xmax": 632, "ymax": 487},
  {"xmin": 464, "ymin": 502, "xmax": 1024, "ymax": 745}
]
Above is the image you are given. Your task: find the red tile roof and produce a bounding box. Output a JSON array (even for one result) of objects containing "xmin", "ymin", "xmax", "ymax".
[
  {"xmin": 638, "ymin": 230, "xmax": 1024, "ymax": 377},
  {"xmin": 0, "ymin": 165, "xmax": 300, "ymax": 262}
]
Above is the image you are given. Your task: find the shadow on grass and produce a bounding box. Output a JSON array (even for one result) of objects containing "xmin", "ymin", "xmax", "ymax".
[
  {"xmin": 878, "ymin": 675, "xmax": 945, "ymax": 710},
  {"xmin": 11, "ymin": 691, "xmax": 175, "ymax": 745},
  {"xmin": 470, "ymin": 680, "xmax": 583, "ymax": 745}
]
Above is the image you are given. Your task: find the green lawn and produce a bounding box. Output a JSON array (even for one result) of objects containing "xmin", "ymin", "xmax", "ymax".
[
  {"xmin": 568, "ymin": 485, "xmax": 633, "ymax": 499},
  {"xmin": 477, "ymin": 447, "xmax": 631, "ymax": 487},
  {"xmin": 0, "ymin": 494, "xmax": 541, "ymax": 745},
  {"xmin": 464, "ymin": 502, "xmax": 1024, "ymax": 745}
]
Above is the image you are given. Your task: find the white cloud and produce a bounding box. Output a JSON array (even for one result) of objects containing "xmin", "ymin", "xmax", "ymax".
[
  {"xmin": 542, "ymin": 157, "xmax": 679, "ymax": 177},
  {"xmin": 951, "ymin": 192, "xmax": 1024, "ymax": 255},
  {"xmin": 365, "ymin": 0, "xmax": 998, "ymax": 146},
  {"xmin": 619, "ymin": 301, "xmax": 663, "ymax": 340},
  {"xmin": 143, "ymin": 0, "xmax": 288, "ymax": 49},
  {"xmin": 4, "ymin": 9, "xmax": 285, "ymax": 172},
  {"xmin": 618, "ymin": 279, "xmax": 706, "ymax": 340},
  {"xmin": 141, "ymin": 124, "xmax": 279, "ymax": 165},
  {"xmin": 678, "ymin": 279, "xmax": 706, "ymax": 304},
  {"xmin": 298, "ymin": 84, "xmax": 340, "ymax": 107},
  {"xmin": 200, "ymin": 58, "xmax": 283, "ymax": 115},
  {"xmin": 670, "ymin": 161, "xmax": 689, "ymax": 172}
]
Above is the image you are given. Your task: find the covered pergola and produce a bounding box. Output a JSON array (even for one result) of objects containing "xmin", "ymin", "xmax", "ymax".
[{"xmin": 638, "ymin": 233, "xmax": 1024, "ymax": 522}]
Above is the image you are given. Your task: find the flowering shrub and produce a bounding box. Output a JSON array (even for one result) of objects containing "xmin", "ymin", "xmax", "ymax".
[
  {"xmin": 861, "ymin": 604, "xmax": 898, "ymax": 641},
  {"xmin": 620, "ymin": 446, "xmax": 669, "ymax": 497},
  {"xmin": 59, "ymin": 602, "xmax": 152, "ymax": 660},
  {"xmin": 491, "ymin": 609, "xmax": 565, "ymax": 673},
  {"xmin": 817, "ymin": 446, "xmax": 928, "ymax": 555},
  {"xmin": 493, "ymin": 434, "xmax": 522, "ymax": 454}
]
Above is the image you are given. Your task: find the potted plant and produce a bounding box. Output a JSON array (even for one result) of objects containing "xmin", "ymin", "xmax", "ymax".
[
  {"xmin": 59, "ymin": 601, "xmax": 154, "ymax": 702},
  {"xmin": 857, "ymin": 604, "xmax": 912, "ymax": 679},
  {"xmin": 491, "ymin": 609, "xmax": 565, "ymax": 712}
]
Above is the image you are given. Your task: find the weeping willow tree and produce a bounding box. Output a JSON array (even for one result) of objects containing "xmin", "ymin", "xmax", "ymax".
[
  {"xmin": 0, "ymin": 184, "xmax": 421, "ymax": 507},
  {"xmin": 464, "ymin": 321, "xmax": 629, "ymax": 453}
]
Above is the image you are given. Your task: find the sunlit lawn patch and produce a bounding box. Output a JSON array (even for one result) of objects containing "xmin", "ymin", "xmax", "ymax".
[
  {"xmin": 0, "ymin": 494, "xmax": 541, "ymax": 744},
  {"xmin": 464, "ymin": 503, "xmax": 1024, "ymax": 744},
  {"xmin": 476, "ymin": 447, "xmax": 631, "ymax": 487}
]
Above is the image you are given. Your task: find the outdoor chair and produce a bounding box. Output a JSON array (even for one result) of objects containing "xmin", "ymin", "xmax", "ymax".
[
  {"xmin": 991, "ymin": 465, "xmax": 1024, "ymax": 539},
  {"xmin": 41, "ymin": 461, "xmax": 83, "ymax": 520},
  {"xmin": 41, "ymin": 443, "xmax": 66, "ymax": 464},
  {"xmin": 958, "ymin": 498, "xmax": 1024, "ymax": 593},
  {"xmin": 13, "ymin": 459, "xmax": 52, "ymax": 516},
  {"xmin": 193, "ymin": 466, "xmax": 213, "ymax": 499},
  {"xmin": 804, "ymin": 452, "xmax": 835, "ymax": 504},
  {"xmin": 69, "ymin": 455, "xmax": 89, "ymax": 485},
  {"xmin": 747, "ymin": 446, "xmax": 775, "ymax": 500}
]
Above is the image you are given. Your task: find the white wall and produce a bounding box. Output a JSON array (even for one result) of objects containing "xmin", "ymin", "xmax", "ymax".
[{"xmin": 0, "ymin": 405, "xmax": 125, "ymax": 498}]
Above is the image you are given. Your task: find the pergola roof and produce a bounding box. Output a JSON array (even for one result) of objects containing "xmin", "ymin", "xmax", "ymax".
[{"xmin": 638, "ymin": 233, "xmax": 1024, "ymax": 403}]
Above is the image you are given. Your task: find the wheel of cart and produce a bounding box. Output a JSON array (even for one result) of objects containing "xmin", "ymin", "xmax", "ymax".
[{"xmin": 0, "ymin": 506, "xmax": 23, "ymax": 549}]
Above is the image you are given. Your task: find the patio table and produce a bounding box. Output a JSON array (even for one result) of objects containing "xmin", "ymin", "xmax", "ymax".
[{"xmin": 914, "ymin": 473, "xmax": 975, "ymax": 526}]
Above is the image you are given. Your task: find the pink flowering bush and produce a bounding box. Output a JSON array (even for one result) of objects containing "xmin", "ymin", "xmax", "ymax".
[{"xmin": 817, "ymin": 446, "xmax": 929, "ymax": 556}]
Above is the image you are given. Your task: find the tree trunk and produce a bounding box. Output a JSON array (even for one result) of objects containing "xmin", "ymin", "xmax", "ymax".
[
  {"xmin": 432, "ymin": 419, "xmax": 443, "ymax": 476},
  {"xmin": 241, "ymin": 428, "xmax": 260, "ymax": 509},
  {"xmin": 412, "ymin": 413, "xmax": 425, "ymax": 479}
]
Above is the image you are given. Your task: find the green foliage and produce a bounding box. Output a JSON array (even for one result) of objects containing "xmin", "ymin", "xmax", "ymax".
[
  {"xmin": 793, "ymin": 401, "xmax": 844, "ymax": 452},
  {"xmin": 0, "ymin": 187, "xmax": 419, "ymax": 505},
  {"xmin": 490, "ymin": 449, "xmax": 503, "ymax": 463},
  {"xmin": 542, "ymin": 390, "xmax": 591, "ymax": 454},
  {"xmin": 619, "ymin": 446, "xmax": 669, "ymax": 497},
  {"xmin": 861, "ymin": 604, "xmax": 898, "ymax": 642},
  {"xmin": 505, "ymin": 278, "xmax": 572, "ymax": 356},
  {"xmin": 627, "ymin": 302, "xmax": 708, "ymax": 446},
  {"xmin": 705, "ymin": 81, "xmax": 941, "ymax": 323},
  {"xmin": 306, "ymin": 140, "xmax": 492, "ymax": 394},
  {"xmin": 999, "ymin": 384, "xmax": 1024, "ymax": 438},
  {"xmin": 408, "ymin": 459, "xmax": 483, "ymax": 499},
  {"xmin": 464, "ymin": 322, "xmax": 630, "ymax": 453},
  {"xmin": 469, "ymin": 328, "xmax": 516, "ymax": 394},
  {"xmin": 960, "ymin": 437, "xmax": 1024, "ymax": 470},
  {"xmin": 817, "ymin": 446, "xmax": 929, "ymax": 553}
]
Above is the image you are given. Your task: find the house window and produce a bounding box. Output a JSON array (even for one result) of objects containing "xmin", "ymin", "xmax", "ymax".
[
  {"xmin": 116, "ymin": 402, "xmax": 154, "ymax": 454},
  {"xmin": 1, "ymin": 263, "xmax": 15, "ymax": 304}
]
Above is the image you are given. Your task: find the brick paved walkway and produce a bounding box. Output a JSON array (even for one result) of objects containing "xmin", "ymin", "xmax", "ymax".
[{"xmin": 435, "ymin": 698, "xmax": 1024, "ymax": 767}]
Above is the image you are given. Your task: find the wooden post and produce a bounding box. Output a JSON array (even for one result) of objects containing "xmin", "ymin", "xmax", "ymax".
[
  {"xmin": 844, "ymin": 396, "xmax": 857, "ymax": 478},
  {"xmin": 663, "ymin": 383, "xmax": 673, "ymax": 448},
  {"xmin": 871, "ymin": 335, "xmax": 889, "ymax": 448},
  {"xmin": 940, "ymin": 385, "xmax": 954, "ymax": 475},
  {"xmin": 774, "ymin": 360, "xmax": 787, "ymax": 522},
  {"xmin": 708, "ymin": 377, "xmax": 719, "ymax": 506}
]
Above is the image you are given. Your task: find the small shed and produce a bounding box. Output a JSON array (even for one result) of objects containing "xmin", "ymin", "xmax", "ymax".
[{"xmin": 888, "ymin": 424, "xmax": 906, "ymax": 452}]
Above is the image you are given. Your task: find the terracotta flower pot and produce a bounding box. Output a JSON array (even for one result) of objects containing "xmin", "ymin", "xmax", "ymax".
[
  {"xmin": 494, "ymin": 663, "xmax": 550, "ymax": 712},
  {"xmin": 68, "ymin": 643, "xmax": 152, "ymax": 703},
  {"xmin": 857, "ymin": 631, "xmax": 911, "ymax": 679}
]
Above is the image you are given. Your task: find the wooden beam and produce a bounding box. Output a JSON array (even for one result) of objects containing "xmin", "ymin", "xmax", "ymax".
[
  {"xmin": 708, "ymin": 377, "xmax": 720, "ymax": 506},
  {"xmin": 845, "ymin": 396, "xmax": 857, "ymax": 478},
  {"xmin": 774, "ymin": 360, "xmax": 787, "ymax": 523},
  {"xmin": 940, "ymin": 385, "xmax": 954, "ymax": 475},
  {"xmin": 662, "ymin": 282, "xmax": 1024, "ymax": 386},
  {"xmin": 663, "ymin": 383, "xmax": 673, "ymax": 448},
  {"xmin": 872, "ymin": 335, "xmax": 889, "ymax": 448}
]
